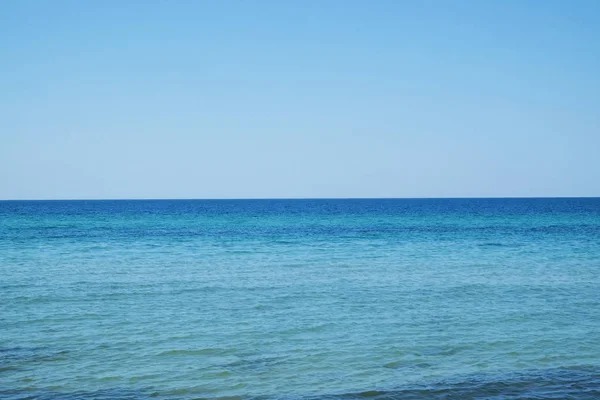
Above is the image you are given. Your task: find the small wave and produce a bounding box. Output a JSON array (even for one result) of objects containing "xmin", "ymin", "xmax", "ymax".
[
  {"xmin": 128, "ymin": 374, "xmax": 161, "ymax": 383},
  {"xmin": 335, "ymin": 366, "xmax": 600, "ymax": 400},
  {"xmin": 383, "ymin": 360, "xmax": 431, "ymax": 370},
  {"xmin": 477, "ymin": 242, "xmax": 525, "ymax": 248},
  {"xmin": 1, "ymin": 366, "xmax": 599, "ymax": 399},
  {"xmin": 0, "ymin": 346, "xmax": 69, "ymax": 364},
  {"xmin": 226, "ymin": 354, "xmax": 287, "ymax": 371},
  {"xmin": 157, "ymin": 348, "xmax": 231, "ymax": 357}
]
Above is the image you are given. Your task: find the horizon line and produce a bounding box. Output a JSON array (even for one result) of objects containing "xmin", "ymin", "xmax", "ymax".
[{"xmin": 1, "ymin": 196, "xmax": 599, "ymax": 202}]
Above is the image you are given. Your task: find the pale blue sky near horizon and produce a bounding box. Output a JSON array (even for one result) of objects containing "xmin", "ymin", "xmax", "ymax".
[{"xmin": 1, "ymin": 0, "xmax": 599, "ymax": 200}]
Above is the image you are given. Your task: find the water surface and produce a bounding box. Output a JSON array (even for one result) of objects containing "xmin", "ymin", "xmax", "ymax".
[{"xmin": 1, "ymin": 198, "xmax": 599, "ymax": 399}]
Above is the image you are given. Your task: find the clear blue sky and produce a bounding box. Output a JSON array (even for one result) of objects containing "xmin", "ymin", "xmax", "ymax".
[{"xmin": 1, "ymin": 0, "xmax": 599, "ymax": 199}]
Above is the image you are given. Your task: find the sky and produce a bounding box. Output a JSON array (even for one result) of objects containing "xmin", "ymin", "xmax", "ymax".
[{"xmin": 1, "ymin": 0, "xmax": 599, "ymax": 199}]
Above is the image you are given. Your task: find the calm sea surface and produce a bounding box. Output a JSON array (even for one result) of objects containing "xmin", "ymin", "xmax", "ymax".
[{"xmin": 1, "ymin": 198, "xmax": 600, "ymax": 399}]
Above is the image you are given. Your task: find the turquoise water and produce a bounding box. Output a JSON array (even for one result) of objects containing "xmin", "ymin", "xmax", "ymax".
[{"xmin": 1, "ymin": 198, "xmax": 600, "ymax": 399}]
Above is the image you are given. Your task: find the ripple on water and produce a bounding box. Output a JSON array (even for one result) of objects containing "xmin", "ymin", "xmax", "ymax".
[
  {"xmin": 0, "ymin": 367, "xmax": 599, "ymax": 399},
  {"xmin": 2, "ymin": 199, "xmax": 600, "ymax": 398}
]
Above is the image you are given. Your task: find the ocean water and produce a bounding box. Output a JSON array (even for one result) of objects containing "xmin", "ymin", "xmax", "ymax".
[{"xmin": 1, "ymin": 198, "xmax": 599, "ymax": 399}]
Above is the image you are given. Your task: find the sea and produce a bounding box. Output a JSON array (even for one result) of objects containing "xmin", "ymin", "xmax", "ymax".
[{"xmin": 1, "ymin": 198, "xmax": 599, "ymax": 399}]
